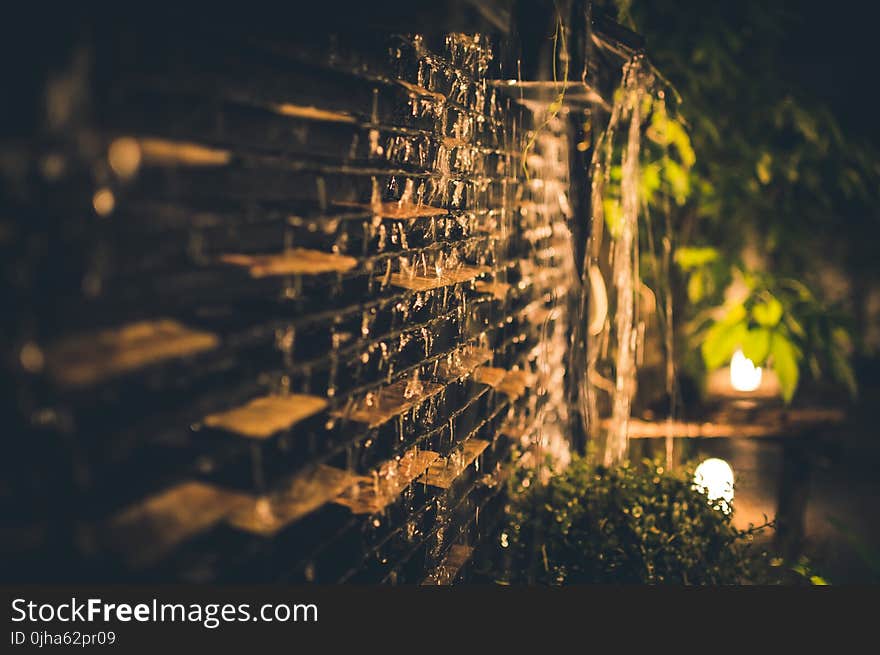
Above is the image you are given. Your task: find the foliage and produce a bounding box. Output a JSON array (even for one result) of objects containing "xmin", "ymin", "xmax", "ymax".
[
  {"xmin": 602, "ymin": 87, "xmax": 696, "ymax": 239},
  {"xmin": 607, "ymin": 0, "xmax": 879, "ymax": 262},
  {"xmin": 496, "ymin": 456, "xmax": 805, "ymax": 584},
  {"xmin": 594, "ymin": 0, "xmax": 873, "ymax": 401},
  {"xmin": 678, "ymin": 248, "xmax": 857, "ymax": 401}
]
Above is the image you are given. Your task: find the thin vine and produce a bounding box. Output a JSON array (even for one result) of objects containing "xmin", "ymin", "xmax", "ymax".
[{"xmin": 521, "ymin": 10, "xmax": 570, "ymax": 181}]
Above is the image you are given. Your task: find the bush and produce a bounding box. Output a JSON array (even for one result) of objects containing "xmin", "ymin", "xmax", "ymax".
[{"xmin": 496, "ymin": 456, "xmax": 795, "ymax": 584}]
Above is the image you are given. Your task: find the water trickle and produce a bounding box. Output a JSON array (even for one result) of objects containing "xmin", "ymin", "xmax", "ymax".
[
  {"xmin": 451, "ymin": 180, "xmax": 464, "ymax": 207},
  {"xmin": 380, "ymin": 259, "xmax": 392, "ymax": 289},
  {"xmin": 420, "ymin": 326, "xmax": 432, "ymax": 358},
  {"xmin": 397, "ymin": 223, "xmax": 409, "ymax": 250},
  {"xmin": 577, "ymin": 56, "xmax": 654, "ymax": 466},
  {"xmin": 370, "ymin": 177, "xmax": 383, "ymax": 227},
  {"xmin": 276, "ymin": 326, "xmax": 296, "ymax": 372}
]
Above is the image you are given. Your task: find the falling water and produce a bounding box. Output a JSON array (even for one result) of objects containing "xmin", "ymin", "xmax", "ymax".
[
  {"xmin": 606, "ymin": 60, "xmax": 647, "ymax": 465},
  {"xmin": 582, "ymin": 56, "xmax": 652, "ymax": 466}
]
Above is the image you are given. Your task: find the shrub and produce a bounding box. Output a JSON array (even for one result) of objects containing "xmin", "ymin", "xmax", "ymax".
[{"xmin": 496, "ymin": 456, "xmax": 792, "ymax": 584}]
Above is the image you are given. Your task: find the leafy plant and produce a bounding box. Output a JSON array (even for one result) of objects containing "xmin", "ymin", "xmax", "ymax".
[
  {"xmin": 602, "ymin": 90, "xmax": 696, "ymax": 239},
  {"xmin": 678, "ymin": 249, "xmax": 857, "ymax": 402},
  {"xmin": 605, "ymin": 0, "xmax": 880, "ymax": 275},
  {"xmin": 595, "ymin": 0, "xmax": 874, "ymax": 401},
  {"xmin": 496, "ymin": 456, "xmax": 803, "ymax": 584}
]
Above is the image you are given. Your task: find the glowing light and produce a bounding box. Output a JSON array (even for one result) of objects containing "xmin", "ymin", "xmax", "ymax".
[
  {"xmin": 108, "ymin": 137, "xmax": 142, "ymax": 179},
  {"xmin": 19, "ymin": 342, "xmax": 44, "ymax": 373},
  {"xmin": 92, "ymin": 188, "xmax": 115, "ymax": 217},
  {"xmin": 694, "ymin": 458, "xmax": 734, "ymax": 511},
  {"xmin": 730, "ymin": 349, "xmax": 762, "ymax": 392}
]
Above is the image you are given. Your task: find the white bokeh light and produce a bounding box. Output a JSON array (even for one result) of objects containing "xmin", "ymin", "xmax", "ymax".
[
  {"xmin": 694, "ymin": 458, "xmax": 735, "ymax": 511},
  {"xmin": 729, "ymin": 349, "xmax": 762, "ymax": 392}
]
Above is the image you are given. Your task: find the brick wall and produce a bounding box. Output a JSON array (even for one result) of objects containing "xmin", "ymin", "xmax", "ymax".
[{"xmin": 1, "ymin": 17, "xmax": 581, "ymax": 583}]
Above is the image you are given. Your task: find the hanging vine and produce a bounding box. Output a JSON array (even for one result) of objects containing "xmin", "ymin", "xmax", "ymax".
[{"xmin": 521, "ymin": 9, "xmax": 569, "ymax": 181}]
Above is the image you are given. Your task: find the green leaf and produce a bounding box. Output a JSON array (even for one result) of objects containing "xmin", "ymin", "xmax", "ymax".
[
  {"xmin": 674, "ymin": 246, "xmax": 720, "ymax": 271},
  {"xmin": 830, "ymin": 354, "xmax": 858, "ymax": 399},
  {"xmin": 687, "ymin": 270, "xmax": 705, "ymax": 303},
  {"xmin": 783, "ymin": 313, "xmax": 806, "ymax": 339},
  {"xmin": 702, "ymin": 319, "xmax": 747, "ymax": 371},
  {"xmin": 756, "ymin": 152, "xmax": 772, "ymax": 185},
  {"xmin": 640, "ymin": 162, "xmax": 662, "ymax": 202},
  {"xmin": 664, "ymin": 160, "xmax": 691, "ymax": 205},
  {"xmin": 647, "ymin": 110, "xmax": 669, "ymax": 145},
  {"xmin": 831, "ymin": 326, "xmax": 852, "ymax": 352},
  {"xmin": 781, "ymin": 278, "xmax": 815, "ymax": 302},
  {"xmin": 827, "ymin": 330, "xmax": 857, "ymax": 398},
  {"xmin": 770, "ymin": 334, "xmax": 800, "ymax": 403},
  {"xmin": 741, "ymin": 327, "xmax": 771, "ymax": 365},
  {"xmin": 603, "ymin": 198, "xmax": 623, "ymax": 238},
  {"xmin": 808, "ymin": 354, "xmax": 822, "ymax": 380},
  {"xmin": 667, "ymin": 119, "xmax": 696, "ymax": 168},
  {"xmin": 752, "ymin": 296, "xmax": 783, "ymax": 327},
  {"xmin": 722, "ymin": 303, "xmax": 748, "ymax": 324}
]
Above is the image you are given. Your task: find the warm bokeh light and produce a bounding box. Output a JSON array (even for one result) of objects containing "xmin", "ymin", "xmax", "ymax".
[
  {"xmin": 92, "ymin": 188, "xmax": 115, "ymax": 217},
  {"xmin": 729, "ymin": 349, "xmax": 762, "ymax": 392},
  {"xmin": 108, "ymin": 137, "xmax": 142, "ymax": 179},
  {"xmin": 694, "ymin": 458, "xmax": 734, "ymax": 510}
]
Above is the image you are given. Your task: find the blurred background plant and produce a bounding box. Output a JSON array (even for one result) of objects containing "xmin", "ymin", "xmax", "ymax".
[
  {"xmin": 677, "ymin": 247, "xmax": 857, "ymax": 401},
  {"xmin": 595, "ymin": 0, "xmax": 880, "ymax": 402}
]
